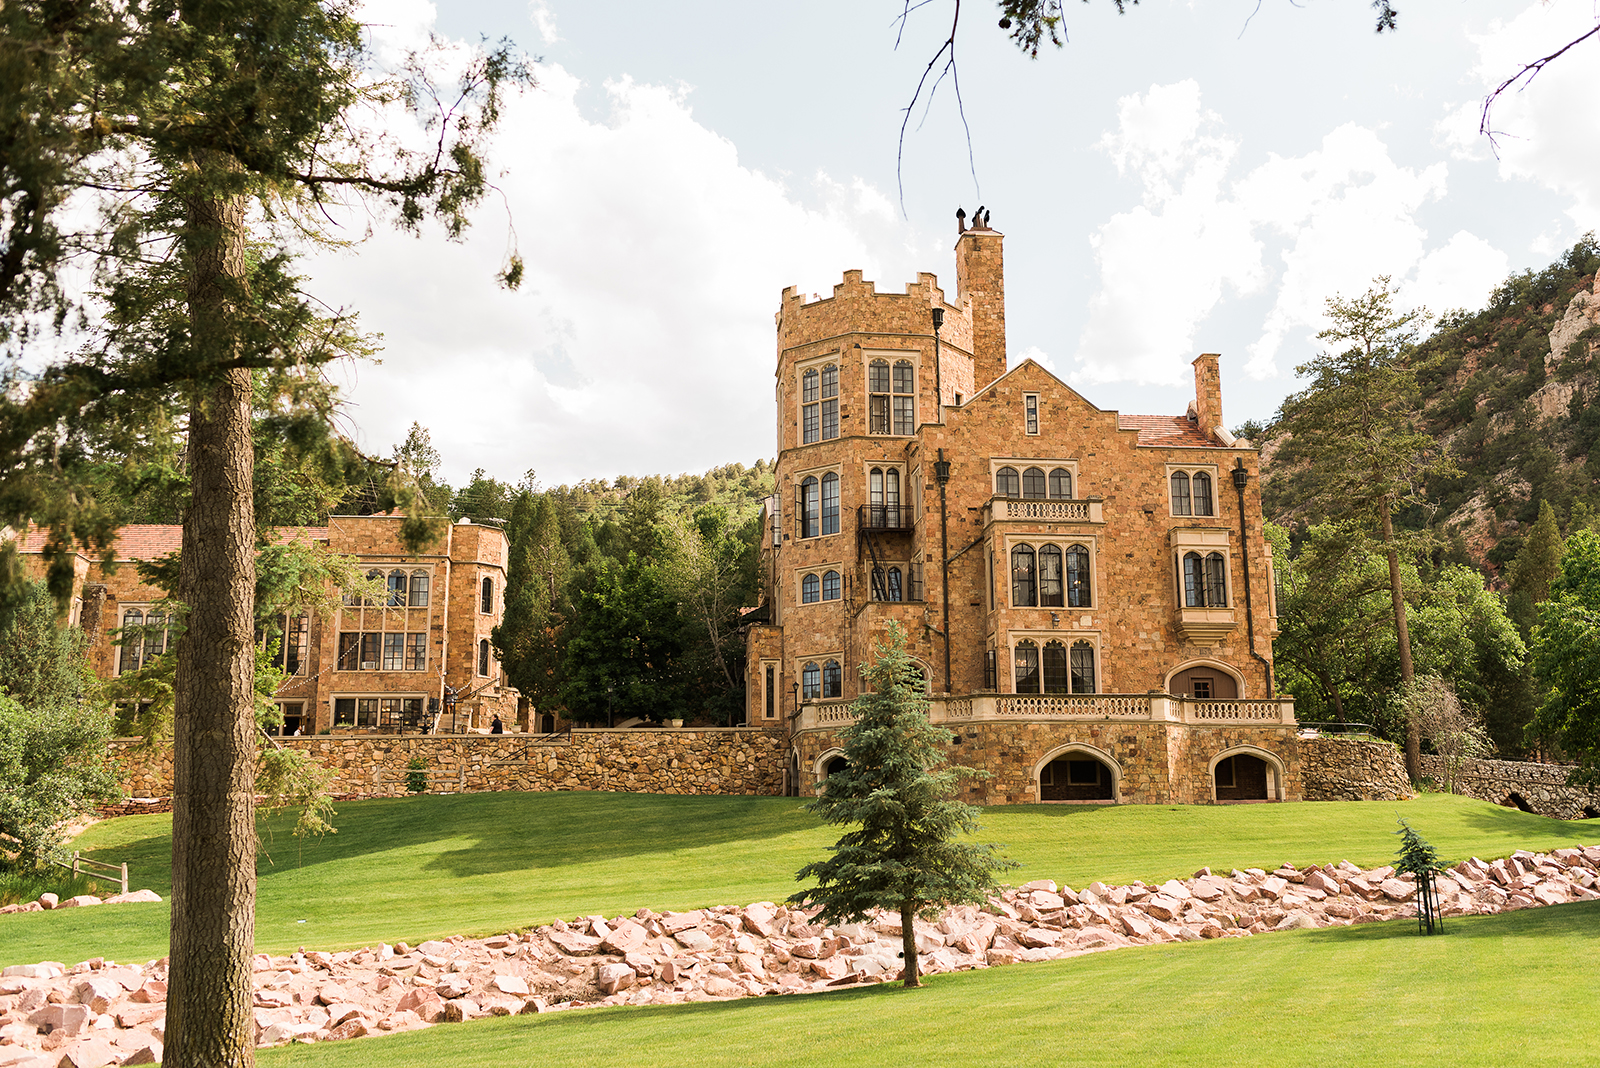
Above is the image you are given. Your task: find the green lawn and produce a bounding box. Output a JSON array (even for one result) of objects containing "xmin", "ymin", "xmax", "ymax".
[
  {"xmin": 0, "ymin": 791, "xmax": 1591, "ymax": 968},
  {"xmin": 253, "ymin": 901, "xmax": 1600, "ymax": 1068}
]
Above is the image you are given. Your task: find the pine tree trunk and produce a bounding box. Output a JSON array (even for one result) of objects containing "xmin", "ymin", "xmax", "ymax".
[
  {"xmin": 166, "ymin": 167, "xmax": 258, "ymax": 1068},
  {"xmin": 899, "ymin": 898, "xmax": 921, "ymax": 988},
  {"xmin": 1380, "ymin": 506, "xmax": 1420, "ymax": 781}
]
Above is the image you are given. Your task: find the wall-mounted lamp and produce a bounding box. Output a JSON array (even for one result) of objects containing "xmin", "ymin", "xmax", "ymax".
[
  {"xmin": 1231, "ymin": 460, "xmax": 1249, "ymax": 490},
  {"xmin": 1051, "ymin": 613, "xmax": 1060, "ymax": 628},
  {"xmin": 931, "ymin": 307, "xmax": 945, "ymax": 333}
]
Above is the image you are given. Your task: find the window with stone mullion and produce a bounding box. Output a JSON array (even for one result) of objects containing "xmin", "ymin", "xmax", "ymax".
[
  {"xmin": 382, "ymin": 633, "xmax": 405, "ymax": 670},
  {"xmin": 820, "ymin": 365, "xmax": 839, "ymax": 440},
  {"xmin": 1014, "ymin": 640, "xmax": 1040, "ymax": 693},
  {"xmin": 1042, "ymin": 641, "xmax": 1069, "ymax": 693},
  {"xmin": 1038, "ymin": 545, "xmax": 1063, "ymax": 607},
  {"xmin": 1011, "ymin": 545, "xmax": 1037, "ymax": 606},
  {"xmin": 892, "ymin": 360, "xmax": 915, "ymax": 434},
  {"xmin": 1070, "ymin": 642, "xmax": 1097, "ymax": 693}
]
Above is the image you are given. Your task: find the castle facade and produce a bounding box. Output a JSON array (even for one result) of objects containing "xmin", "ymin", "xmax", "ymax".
[{"xmin": 745, "ymin": 219, "xmax": 1301, "ymax": 803}]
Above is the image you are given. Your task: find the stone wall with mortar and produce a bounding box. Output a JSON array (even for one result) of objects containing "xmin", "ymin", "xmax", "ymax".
[
  {"xmin": 1423, "ymin": 754, "xmax": 1600, "ymax": 819},
  {"xmin": 1299, "ymin": 737, "xmax": 1412, "ymax": 801},
  {"xmin": 110, "ymin": 729, "xmax": 788, "ymax": 799},
  {"xmin": 795, "ymin": 721, "xmax": 1300, "ymax": 805}
]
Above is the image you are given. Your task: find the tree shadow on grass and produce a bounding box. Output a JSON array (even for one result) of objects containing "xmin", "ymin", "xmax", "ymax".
[{"xmin": 81, "ymin": 792, "xmax": 825, "ymax": 885}]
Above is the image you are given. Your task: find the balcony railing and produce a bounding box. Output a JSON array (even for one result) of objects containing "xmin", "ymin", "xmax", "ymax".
[
  {"xmin": 792, "ymin": 693, "xmax": 1295, "ymax": 731},
  {"xmin": 859, "ymin": 505, "xmax": 912, "ymax": 531},
  {"xmin": 988, "ymin": 498, "xmax": 1103, "ymax": 523}
]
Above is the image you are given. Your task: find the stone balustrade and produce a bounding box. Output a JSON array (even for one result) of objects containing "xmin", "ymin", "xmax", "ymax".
[{"xmin": 793, "ymin": 693, "xmax": 1295, "ymax": 732}]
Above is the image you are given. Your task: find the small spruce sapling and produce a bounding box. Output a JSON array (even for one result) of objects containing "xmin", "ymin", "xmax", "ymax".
[
  {"xmin": 1393, "ymin": 817, "xmax": 1445, "ymax": 934},
  {"xmin": 406, "ymin": 758, "xmax": 429, "ymax": 794},
  {"xmin": 789, "ymin": 622, "xmax": 1016, "ymax": 987}
]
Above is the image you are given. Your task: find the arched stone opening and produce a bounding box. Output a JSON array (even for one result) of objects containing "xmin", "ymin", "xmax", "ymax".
[
  {"xmin": 1582, "ymin": 806, "xmax": 1599, "ymax": 820},
  {"xmin": 1165, "ymin": 659, "xmax": 1243, "ymax": 699},
  {"xmin": 815, "ymin": 748, "xmax": 848, "ymax": 788},
  {"xmin": 1501, "ymin": 792, "xmax": 1534, "ymax": 813},
  {"xmin": 538, "ymin": 713, "xmax": 555, "ymax": 734},
  {"xmin": 1034, "ymin": 744, "xmax": 1120, "ymax": 803},
  {"xmin": 1209, "ymin": 746, "xmax": 1286, "ymax": 802}
]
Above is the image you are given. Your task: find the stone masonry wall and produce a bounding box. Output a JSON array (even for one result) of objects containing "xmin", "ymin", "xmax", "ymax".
[
  {"xmin": 111, "ymin": 729, "xmax": 787, "ymax": 799},
  {"xmin": 1299, "ymin": 738, "xmax": 1412, "ymax": 801},
  {"xmin": 1423, "ymin": 754, "xmax": 1600, "ymax": 819},
  {"xmin": 795, "ymin": 722, "xmax": 1300, "ymax": 805}
]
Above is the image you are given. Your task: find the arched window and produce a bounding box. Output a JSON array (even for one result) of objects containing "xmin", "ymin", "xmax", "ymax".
[
  {"xmin": 1011, "ymin": 544, "xmax": 1037, "ymax": 606},
  {"xmin": 995, "ymin": 466, "xmax": 1020, "ymax": 497},
  {"xmin": 1204, "ymin": 551, "xmax": 1227, "ymax": 606},
  {"xmin": 1171, "ymin": 471, "xmax": 1192, "ymax": 516},
  {"xmin": 799, "ymin": 476, "xmax": 819, "ymax": 538},
  {"xmin": 820, "ymin": 364, "xmax": 840, "ymax": 440},
  {"xmin": 868, "ymin": 360, "xmax": 891, "ymax": 434},
  {"xmin": 142, "ymin": 611, "xmax": 166, "ymax": 668},
  {"xmin": 802, "ymin": 661, "xmax": 821, "ymax": 699},
  {"xmin": 1183, "ymin": 553, "xmax": 1207, "ymax": 606},
  {"xmin": 409, "ymin": 570, "xmax": 430, "ymax": 607},
  {"xmin": 892, "ymin": 361, "xmax": 915, "ymax": 434},
  {"xmin": 871, "ymin": 565, "xmax": 887, "ymax": 600},
  {"xmin": 802, "ymin": 368, "xmax": 820, "ymax": 443},
  {"xmin": 802, "ymin": 573, "xmax": 821, "ymax": 603},
  {"xmin": 1014, "ymin": 640, "xmax": 1040, "ymax": 693},
  {"xmin": 365, "ymin": 569, "xmax": 383, "ymax": 606},
  {"xmin": 887, "ymin": 566, "xmax": 903, "ymax": 602},
  {"xmin": 869, "ymin": 467, "xmax": 902, "ymax": 528},
  {"xmin": 387, "ymin": 570, "xmax": 407, "ymax": 607},
  {"xmin": 821, "ymin": 472, "xmax": 840, "ymax": 535},
  {"xmin": 1022, "ymin": 467, "xmax": 1046, "ymax": 499},
  {"xmin": 1066, "ymin": 544, "xmax": 1092, "ymax": 608},
  {"xmin": 480, "ymin": 576, "xmax": 494, "ymax": 614},
  {"xmin": 822, "ymin": 659, "xmax": 842, "ymax": 698},
  {"xmin": 478, "ymin": 638, "xmax": 491, "ymax": 676},
  {"xmin": 822, "ymin": 570, "xmax": 841, "ymax": 601},
  {"xmin": 119, "ymin": 609, "xmax": 144, "ymax": 675},
  {"xmin": 1049, "ymin": 468, "xmax": 1073, "ymax": 500},
  {"xmin": 1043, "ymin": 641, "xmax": 1069, "ymax": 693},
  {"xmin": 1038, "ymin": 544, "xmax": 1063, "ymax": 607},
  {"xmin": 1070, "ymin": 641, "xmax": 1097, "ymax": 693},
  {"xmin": 1192, "ymin": 471, "xmax": 1214, "ymax": 516}
]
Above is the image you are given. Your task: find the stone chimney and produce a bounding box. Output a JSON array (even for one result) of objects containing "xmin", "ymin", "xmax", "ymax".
[
  {"xmin": 1192, "ymin": 354, "xmax": 1223, "ymax": 442},
  {"xmin": 956, "ymin": 224, "xmax": 1006, "ymax": 389}
]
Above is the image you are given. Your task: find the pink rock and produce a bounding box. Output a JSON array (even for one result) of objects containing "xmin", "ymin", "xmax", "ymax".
[
  {"xmin": 54, "ymin": 1037, "xmax": 120, "ymax": 1068},
  {"xmin": 72, "ymin": 978, "xmax": 121, "ymax": 1014},
  {"xmin": 623, "ymin": 951, "xmax": 655, "ymax": 977},
  {"xmin": 1259, "ymin": 877, "xmax": 1288, "ymax": 901},
  {"xmin": 701, "ymin": 976, "xmax": 742, "ymax": 998},
  {"xmin": 29, "ymin": 1004, "xmax": 90, "ymax": 1037},
  {"xmin": 1141, "ymin": 894, "xmax": 1182, "ymax": 922},
  {"xmin": 38, "ymin": 894, "xmax": 59, "ymax": 910},
  {"xmin": 327, "ymin": 1018, "xmax": 368, "ymax": 1041},
  {"xmin": 325, "ymin": 1003, "xmax": 364, "ymax": 1027},
  {"xmin": 129, "ymin": 980, "xmax": 166, "ymax": 1004},
  {"xmin": 251, "ymin": 990, "xmax": 293, "ymax": 1009},
  {"xmin": 673, "ymin": 929, "xmax": 714, "ymax": 953},
  {"xmin": 56, "ymin": 896, "xmax": 102, "ymax": 909},
  {"xmin": 101, "ymin": 890, "xmax": 162, "ymax": 904},
  {"xmin": 114, "ymin": 1006, "xmax": 165, "ymax": 1030},
  {"xmin": 595, "ymin": 964, "xmax": 635, "ymax": 995},
  {"xmin": 742, "ymin": 903, "xmax": 779, "ymax": 937},
  {"xmin": 492, "ymin": 974, "xmax": 529, "ymax": 996},
  {"xmin": 1017, "ymin": 927, "xmax": 1063, "ymax": 948},
  {"xmin": 434, "ymin": 974, "xmax": 472, "ymax": 1000},
  {"xmin": 120, "ymin": 1039, "xmax": 164, "ymax": 1066},
  {"xmin": 1304, "ymin": 870, "xmax": 1341, "ymax": 895},
  {"xmin": 599, "ymin": 920, "xmax": 649, "ymax": 956},
  {"xmin": 1119, "ymin": 912, "xmax": 1154, "ymax": 939},
  {"xmin": 1378, "ymin": 879, "xmax": 1416, "ymax": 902}
]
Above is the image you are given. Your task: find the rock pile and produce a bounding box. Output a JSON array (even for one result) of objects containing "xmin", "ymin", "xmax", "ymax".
[
  {"xmin": 3, "ymin": 845, "xmax": 1597, "ymax": 1065},
  {"xmin": 1, "ymin": 892, "xmax": 161, "ymax": 916}
]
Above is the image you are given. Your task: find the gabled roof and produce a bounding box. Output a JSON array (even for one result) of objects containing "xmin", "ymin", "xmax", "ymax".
[{"xmin": 14, "ymin": 524, "xmax": 328, "ymax": 561}]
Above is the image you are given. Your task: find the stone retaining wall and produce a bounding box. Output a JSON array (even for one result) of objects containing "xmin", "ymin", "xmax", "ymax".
[
  {"xmin": 796, "ymin": 722, "xmax": 1302, "ymax": 804},
  {"xmin": 1423, "ymin": 755, "xmax": 1600, "ymax": 820},
  {"xmin": 1299, "ymin": 738, "xmax": 1412, "ymax": 802},
  {"xmin": 110, "ymin": 729, "xmax": 788, "ymax": 800}
]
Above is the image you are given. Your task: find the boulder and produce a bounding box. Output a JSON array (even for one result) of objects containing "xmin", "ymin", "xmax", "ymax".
[
  {"xmin": 595, "ymin": 964, "xmax": 635, "ymax": 995},
  {"xmin": 102, "ymin": 890, "xmax": 163, "ymax": 904},
  {"xmin": 39, "ymin": 894, "xmax": 60, "ymax": 910},
  {"xmin": 56, "ymin": 896, "xmax": 103, "ymax": 909},
  {"xmin": 120, "ymin": 1039, "xmax": 164, "ymax": 1066},
  {"xmin": 434, "ymin": 974, "xmax": 472, "ymax": 1000},
  {"xmin": 599, "ymin": 920, "xmax": 649, "ymax": 956},
  {"xmin": 491, "ymin": 975, "xmax": 529, "ymax": 997},
  {"xmin": 1140, "ymin": 894, "xmax": 1183, "ymax": 922},
  {"xmin": 548, "ymin": 931, "xmax": 601, "ymax": 956},
  {"xmin": 673, "ymin": 929, "xmax": 714, "ymax": 953},
  {"xmin": 328, "ymin": 1018, "xmax": 369, "ymax": 1041},
  {"xmin": 54, "ymin": 1037, "xmax": 120, "ymax": 1068}
]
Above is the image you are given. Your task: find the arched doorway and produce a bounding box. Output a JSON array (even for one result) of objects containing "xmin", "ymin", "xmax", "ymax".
[
  {"xmin": 1036, "ymin": 746, "xmax": 1119, "ymax": 802},
  {"xmin": 1214, "ymin": 754, "xmax": 1269, "ymax": 800},
  {"xmin": 823, "ymin": 755, "xmax": 849, "ymax": 778},
  {"xmin": 1167, "ymin": 661, "xmax": 1241, "ymax": 699},
  {"xmin": 816, "ymin": 748, "xmax": 849, "ymax": 789}
]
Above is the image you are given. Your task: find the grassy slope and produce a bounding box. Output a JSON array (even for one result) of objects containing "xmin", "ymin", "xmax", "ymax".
[
  {"xmin": 0, "ymin": 791, "xmax": 1591, "ymax": 968},
  {"xmin": 255, "ymin": 902, "xmax": 1600, "ymax": 1068}
]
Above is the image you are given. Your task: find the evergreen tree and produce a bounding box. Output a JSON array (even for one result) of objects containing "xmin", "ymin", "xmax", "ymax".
[
  {"xmin": 559, "ymin": 555, "xmax": 685, "ymax": 724},
  {"xmin": 493, "ymin": 492, "xmax": 569, "ymax": 721},
  {"xmin": 1507, "ymin": 499, "xmax": 1563, "ymax": 637},
  {"xmin": 1531, "ymin": 529, "xmax": 1600, "ymax": 781},
  {"xmin": 790, "ymin": 623, "xmax": 1015, "ymax": 988},
  {"xmin": 1268, "ymin": 279, "xmax": 1453, "ymax": 780},
  {"xmin": 0, "ymin": 6, "xmax": 528, "ymax": 1064}
]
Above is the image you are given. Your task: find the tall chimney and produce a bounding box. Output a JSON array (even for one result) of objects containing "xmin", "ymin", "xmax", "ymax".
[
  {"xmin": 1192, "ymin": 353, "xmax": 1224, "ymax": 442},
  {"xmin": 956, "ymin": 225, "xmax": 1006, "ymax": 389}
]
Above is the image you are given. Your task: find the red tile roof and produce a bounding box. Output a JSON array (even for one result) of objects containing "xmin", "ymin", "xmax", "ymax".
[
  {"xmin": 1118, "ymin": 414, "xmax": 1217, "ymax": 448},
  {"xmin": 11, "ymin": 524, "xmax": 327, "ymax": 560}
]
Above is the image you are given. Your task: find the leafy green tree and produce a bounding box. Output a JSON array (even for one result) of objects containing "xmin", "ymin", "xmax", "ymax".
[
  {"xmin": 1268, "ymin": 279, "xmax": 1453, "ymax": 780},
  {"xmin": 559, "ymin": 555, "xmax": 686, "ymax": 724},
  {"xmin": 493, "ymin": 492, "xmax": 570, "ymax": 722},
  {"xmin": 789, "ymin": 623, "xmax": 1014, "ymax": 988},
  {"xmin": 1507, "ymin": 499, "xmax": 1563, "ymax": 638},
  {"xmin": 659, "ymin": 504, "xmax": 760, "ymax": 724},
  {"xmin": 0, "ymin": 583, "xmax": 117, "ymax": 865},
  {"xmin": 0, "ymin": 5, "xmax": 527, "ymax": 1064},
  {"xmin": 1531, "ymin": 529, "xmax": 1600, "ymax": 783}
]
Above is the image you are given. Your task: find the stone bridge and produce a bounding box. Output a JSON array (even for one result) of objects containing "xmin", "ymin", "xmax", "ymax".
[{"xmin": 1423, "ymin": 755, "xmax": 1600, "ymax": 820}]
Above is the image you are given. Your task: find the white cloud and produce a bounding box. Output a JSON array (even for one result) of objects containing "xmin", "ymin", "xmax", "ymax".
[
  {"xmin": 1410, "ymin": 231, "xmax": 1511, "ymax": 317},
  {"xmin": 1443, "ymin": 2, "xmax": 1600, "ymax": 229},
  {"xmin": 528, "ymin": 0, "xmax": 559, "ymax": 45},
  {"xmin": 303, "ymin": 62, "xmax": 929, "ymax": 486},
  {"xmin": 1074, "ymin": 82, "xmax": 1496, "ymax": 385}
]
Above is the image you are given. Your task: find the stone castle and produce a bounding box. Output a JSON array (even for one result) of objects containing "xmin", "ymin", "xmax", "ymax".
[{"xmin": 744, "ymin": 214, "xmax": 1302, "ymax": 803}]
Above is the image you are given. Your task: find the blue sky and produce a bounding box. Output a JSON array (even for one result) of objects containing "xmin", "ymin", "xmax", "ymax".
[{"xmin": 308, "ymin": 1, "xmax": 1600, "ymax": 487}]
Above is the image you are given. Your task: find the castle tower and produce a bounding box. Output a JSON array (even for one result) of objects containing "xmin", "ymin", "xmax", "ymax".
[{"xmin": 955, "ymin": 219, "xmax": 1006, "ymax": 390}]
